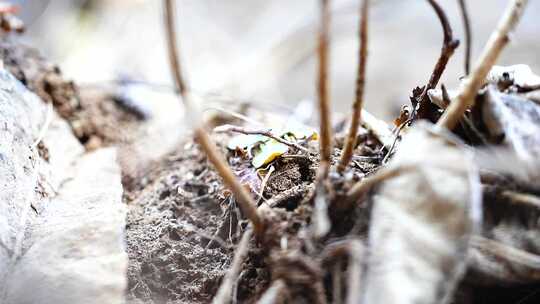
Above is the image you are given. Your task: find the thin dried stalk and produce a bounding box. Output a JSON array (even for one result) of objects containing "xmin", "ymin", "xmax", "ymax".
[
  {"xmin": 502, "ymin": 191, "xmax": 540, "ymax": 209},
  {"xmin": 457, "ymin": 0, "xmax": 472, "ymax": 75},
  {"xmin": 346, "ymin": 165, "xmax": 410, "ymax": 205},
  {"xmin": 317, "ymin": 0, "xmax": 333, "ymax": 174},
  {"xmin": 337, "ymin": 0, "xmax": 369, "ymax": 173},
  {"xmin": 345, "ymin": 240, "xmax": 364, "ymax": 304},
  {"xmin": 163, "ymin": 0, "xmax": 263, "ymax": 234},
  {"xmin": 213, "ymin": 228, "xmax": 253, "ymax": 304},
  {"xmin": 437, "ymin": 0, "xmax": 529, "ymax": 130},
  {"xmin": 257, "ymin": 280, "xmax": 287, "ymax": 304},
  {"xmin": 332, "ymin": 261, "xmax": 342, "ymax": 304},
  {"xmin": 416, "ymin": 0, "xmax": 460, "ymax": 119},
  {"xmin": 213, "ymin": 124, "xmax": 309, "ymax": 152}
]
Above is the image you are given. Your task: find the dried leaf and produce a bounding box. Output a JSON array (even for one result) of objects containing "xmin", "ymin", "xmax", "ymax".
[
  {"xmin": 252, "ymin": 140, "xmax": 289, "ymax": 168},
  {"xmin": 281, "ymin": 119, "xmax": 318, "ymax": 140},
  {"xmin": 482, "ymin": 86, "xmax": 540, "ymax": 161},
  {"xmin": 227, "ymin": 134, "xmax": 267, "ymax": 150},
  {"xmin": 363, "ymin": 122, "xmax": 481, "ymax": 304},
  {"xmin": 234, "ymin": 163, "xmax": 262, "ymax": 195},
  {"xmin": 0, "ymin": 69, "xmax": 126, "ymax": 304},
  {"xmin": 487, "ymin": 64, "xmax": 540, "ymax": 90}
]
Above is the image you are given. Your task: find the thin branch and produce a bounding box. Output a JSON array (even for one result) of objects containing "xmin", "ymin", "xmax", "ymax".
[
  {"xmin": 213, "ymin": 124, "xmax": 309, "ymax": 152},
  {"xmin": 317, "ymin": 0, "xmax": 333, "ymax": 175},
  {"xmin": 502, "ymin": 191, "xmax": 540, "ymax": 209},
  {"xmin": 212, "ymin": 228, "xmax": 253, "ymax": 304},
  {"xmin": 346, "ymin": 165, "xmax": 410, "ymax": 205},
  {"xmin": 205, "ymin": 105, "xmax": 264, "ymax": 127},
  {"xmin": 437, "ymin": 0, "xmax": 529, "ymax": 130},
  {"xmin": 415, "ymin": 0, "xmax": 460, "ymax": 120},
  {"xmin": 312, "ymin": 181, "xmax": 331, "ymax": 238},
  {"xmin": 458, "ymin": 0, "xmax": 472, "ymax": 75},
  {"xmin": 257, "ymin": 280, "xmax": 288, "ymax": 304},
  {"xmin": 163, "ymin": 0, "xmax": 263, "ymax": 235},
  {"xmin": 337, "ymin": 0, "xmax": 369, "ymax": 173},
  {"xmin": 345, "ymin": 240, "xmax": 364, "ymax": 304},
  {"xmin": 381, "ymin": 118, "xmax": 411, "ymax": 164},
  {"xmin": 332, "ymin": 260, "xmax": 343, "ymax": 304}
]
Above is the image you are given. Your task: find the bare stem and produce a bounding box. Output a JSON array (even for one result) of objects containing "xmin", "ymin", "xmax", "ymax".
[
  {"xmin": 346, "ymin": 165, "xmax": 410, "ymax": 205},
  {"xmin": 458, "ymin": 0, "xmax": 472, "ymax": 75},
  {"xmin": 415, "ymin": 0, "xmax": 460, "ymax": 120},
  {"xmin": 317, "ymin": 0, "xmax": 333, "ymax": 172},
  {"xmin": 163, "ymin": 0, "xmax": 263, "ymax": 235},
  {"xmin": 337, "ymin": 0, "xmax": 369, "ymax": 173},
  {"xmin": 437, "ymin": 0, "xmax": 529, "ymax": 130},
  {"xmin": 213, "ymin": 124, "xmax": 309, "ymax": 152},
  {"xmin": 257, "ymin": 280, "xmax": 287, "ymax": 304},
  {"xmin": 345, "ymin": 240, "xmax": 364, "ymax": 304},
  {"xmin": 212, "ymin": 228, "xmax": 253, "ymax": 304},
  {"xmin": 164, "ymin": 0, "xmax": 187, "ymax": 96}
]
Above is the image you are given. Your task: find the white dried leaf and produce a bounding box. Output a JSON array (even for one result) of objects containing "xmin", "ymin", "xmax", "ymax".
[
  {"xmin": 482, "ymin": 87, "xmax": 540, "ymax": 161},
  {"xmin": 363, "ymin": 122, "xmax": 481, "ymax": 304},
  {"xmin": 487, "ymin": 64, "xmax": 540, "ymax": 88},
  {"xmin": 0, "ymin": 69, "xmax": 126, "ymax": 304}
]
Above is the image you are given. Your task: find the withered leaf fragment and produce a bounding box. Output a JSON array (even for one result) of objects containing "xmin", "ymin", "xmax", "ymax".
[
  {"xmin": 363, "ymin": 122, "xmax": 481, "ymax": 304},
  {"xmin": 482, "ymin": 86, "xmax": 540, "ymax": 161}
]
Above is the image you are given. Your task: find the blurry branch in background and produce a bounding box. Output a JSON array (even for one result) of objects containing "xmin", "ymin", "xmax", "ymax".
[
  {"xmin": 415, "ymin": 0, "xmax": 460, "ymax": 120},
  {"xmin": 316, "ymin": 0, "xmax": 333, "ymax": 178},
  {"xmin": 163, "ymin": 0, "xmax": 263, "ymax": 235},
  {"xmin": 457, "ymin": 0, "xmax": 472, "ymax": 75},
  {"xmin": 337, "ymin": 0, "xmax": 369, "ymax": 173},
  {"xmin": 437, "ymin": 0, "xmax": 529, "ymax": 130}
]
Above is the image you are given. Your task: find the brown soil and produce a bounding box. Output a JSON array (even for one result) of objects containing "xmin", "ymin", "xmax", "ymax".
[
  {"xmin": 0, "ymin": 37, "xmax": 142, "ymax": 150},
  {"xmin": 123, "ymin": 124, "xmax": 384, "ymax": 303}
]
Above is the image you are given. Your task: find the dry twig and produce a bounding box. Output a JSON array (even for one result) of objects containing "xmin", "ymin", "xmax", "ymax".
[
  {"xmin": 337, "ymin": 0, "xmax": 369, "ymax": 173},
  {"xmin": 257, "ymin": 280, "xmax": 287, "ymax": 304},
  {"xmin": 213, "ymin": 124, "xmax": 309, "ymax": 152},
  {"xmin": 346, "ymin": 165, "xmax": 411, "ymax": 205},
  {"xmin": 163, "ymin": 0, "xmax": 263, "ymax": 235},
  {"xmin": 213, "ymin": 228, "xmax": 253, "ymax": 304},
  {"xmin": 316, "ymin": 0, "xmax": 333, "ymax": 177},
  {"xmin": 457, "ymin": 0, "xmax": 472, "ymax": 75},
  {"xmin": 345, "ymin": 240, "xmax": 364, "ymax": 304},
  {"xmin": 415, "ymin": 0, "xmax": 460, "ymax": 120},
  {"xmin": 437, "ymin": 0, "xmax": 529, "ymax": 130}
]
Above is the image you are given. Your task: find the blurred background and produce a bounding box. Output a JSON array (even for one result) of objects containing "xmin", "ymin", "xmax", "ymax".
[{"xmin": 15, "ymin": 0, "xmax": 540, "ymax": 120}]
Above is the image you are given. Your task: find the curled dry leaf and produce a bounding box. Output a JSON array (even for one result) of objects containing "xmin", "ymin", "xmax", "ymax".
[
  {"xmin": 0, "ymin": 68, "xmax": 126, "ymax": 304},
  {"xmin": 487, "ymin": 64, "xmax": 540, "ymax": 91},
  {"xmin": 363, "ymin": 122, "xmax": 481, "ymax": 304},
  {"xmin": 481, "ymin": 85, "xmax": 540, "ymax": 161}
]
